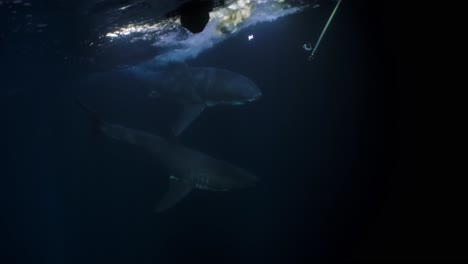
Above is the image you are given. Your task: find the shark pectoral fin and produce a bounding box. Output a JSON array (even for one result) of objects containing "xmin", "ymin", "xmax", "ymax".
[
  {"xmin": 155, "ymin": 177, "xmax": 193, "ymax": 213},
  {"xmin": 171, "ymin": 104, "xmax": 205, "ymax": 136}
]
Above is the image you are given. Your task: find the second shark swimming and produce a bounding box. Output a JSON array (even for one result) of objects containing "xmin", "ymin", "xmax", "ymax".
[{"xmin": 78, "ymin": 101, "xmax": 259, "ymax": 212}]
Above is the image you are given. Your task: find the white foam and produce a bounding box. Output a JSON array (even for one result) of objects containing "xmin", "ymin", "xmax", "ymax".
[{"xmin": 150, "ymin": 1, "xmax": 306, "ymax": 65}]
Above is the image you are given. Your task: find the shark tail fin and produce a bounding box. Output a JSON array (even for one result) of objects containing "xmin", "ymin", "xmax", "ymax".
[{"xmin": 76, "ymin": 99, "xmax": 104, "ymax": 133}]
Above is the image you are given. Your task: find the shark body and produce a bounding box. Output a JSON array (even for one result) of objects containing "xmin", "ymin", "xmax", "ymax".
[
  {"xmin": 144, "ymin": 64, "xmax": 262, "ymax": 135},
  {"xmin": 78, "ymin": 102, "xmax": 259, "ymax": 212},
  {"xmin": 84, "ymin": 64, "xmax": 261, "ymax": 136}
]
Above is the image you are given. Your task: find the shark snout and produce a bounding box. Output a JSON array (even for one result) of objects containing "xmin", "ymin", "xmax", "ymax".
[
  {"xmin": 246, "ymin": 90, "xmax": 261, "ymax": 103},
  {"xmin": 238, "ymin": 172, "xmax": 260, "ymax": 188}
]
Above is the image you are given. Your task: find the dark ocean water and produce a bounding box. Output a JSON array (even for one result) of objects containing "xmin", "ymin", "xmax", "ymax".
[{"xmin": 2, "ymin": 1, "xmax": 400, "ymax": 263}]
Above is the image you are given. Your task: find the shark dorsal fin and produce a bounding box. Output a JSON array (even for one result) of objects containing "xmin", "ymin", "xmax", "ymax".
[{"xmin": 155, "ymin": 176, "xmax": 193, "ymax": 213}]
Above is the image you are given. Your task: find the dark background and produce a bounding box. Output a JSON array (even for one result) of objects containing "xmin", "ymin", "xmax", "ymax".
[{"xmin": 3, "ymin": 0, "xmax": 458, "ymax": 263}]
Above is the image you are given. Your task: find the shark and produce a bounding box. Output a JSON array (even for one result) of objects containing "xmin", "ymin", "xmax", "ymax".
[
  {"xmin": 84, "ymin": 63, "xmax": 262, "ymax": 136},
  {"xmin": 142, "ymin": 63, "xmax": 262, "ymax": 136},
  {"xmin": 78, "ymin": 101, "xmax": 259, "ymax": 212}
]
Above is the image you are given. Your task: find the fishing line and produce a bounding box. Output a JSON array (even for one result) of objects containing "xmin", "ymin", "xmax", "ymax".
[{"xmin": 308, "ymin": 0, "xmax": 342, "ymax": 60}]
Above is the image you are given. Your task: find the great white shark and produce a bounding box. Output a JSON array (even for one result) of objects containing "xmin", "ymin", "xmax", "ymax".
[
  {"xmin": 83, "ymin": 63, "xmax": 262, "ymax": 136},
  {"xmin": 143, "ymin": 63, "xmax": 262, "ymax": 136},
  {"xmin": 78, "ymin": 101, "xmax": 259, "ymax": 212}
]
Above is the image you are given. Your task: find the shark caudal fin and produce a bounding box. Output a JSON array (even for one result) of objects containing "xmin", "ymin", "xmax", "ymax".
[{"xmin": 155, "ymin": 177, "xmax": 193, "ymax": 213}]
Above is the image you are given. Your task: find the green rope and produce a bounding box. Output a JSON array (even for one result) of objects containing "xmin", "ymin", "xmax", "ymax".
[{"xmin": 309, "ymin": 0, "xmax": 342, "ymax": 60}]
